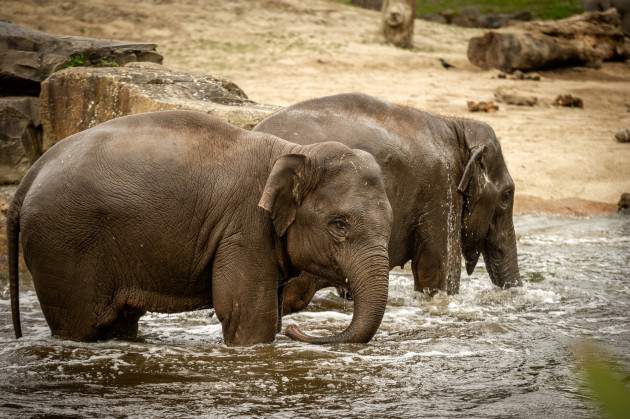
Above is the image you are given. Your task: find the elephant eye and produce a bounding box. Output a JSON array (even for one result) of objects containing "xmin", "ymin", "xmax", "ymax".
[
  {"xmin": 501, "ymin": 190, "xmax": 513, "ymax": 206},
  {"xmin": 330, "ymin": 218, "xmax": 348, "ymax": 236}
]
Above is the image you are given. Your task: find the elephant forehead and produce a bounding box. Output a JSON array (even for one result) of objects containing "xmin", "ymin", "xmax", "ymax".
[
  {"xmin": 324, "ymin": 154, "xmax": 383, "ymax": 181},
  {"xmin": 310, "ymin": 179, "xmax": 391, "ymax": 215},
  {"xmin": 321, "ymin": 165, "xmax": 387, "ymax": 196}
]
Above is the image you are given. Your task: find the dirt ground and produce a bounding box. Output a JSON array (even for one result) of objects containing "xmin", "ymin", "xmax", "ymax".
[{"xmin": 2, "ymin": 0, "xmax": 630, "ymax": 215}]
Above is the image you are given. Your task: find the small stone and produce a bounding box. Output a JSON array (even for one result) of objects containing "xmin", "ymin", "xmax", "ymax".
[
  {"xmin": 614, "ymin": 128, "xmax": 630, "ymax": 143},
  {"xmin": 553, "ymin": 94, "xmax": 583, "ymax": 109},
  {"xmin": 467, "ymin": 100, "xmax": 499, "ymax": 112}
]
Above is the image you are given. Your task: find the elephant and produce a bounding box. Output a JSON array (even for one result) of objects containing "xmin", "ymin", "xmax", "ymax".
[
  {"xmin": 8, "ymin": 110, "xmax": 393, "ymax": 346},
  {"xmin": 253, "ymin": 93, "xmax": 521, "ymax": 315},
  {"xmin": 582, "ymin": 0, "xmax": 630, "ymax": 35}
]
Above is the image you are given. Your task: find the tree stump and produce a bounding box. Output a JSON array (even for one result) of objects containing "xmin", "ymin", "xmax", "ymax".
[{"xmin": 381, "ymin": 0, "xmax": 416, "ymax": 48}]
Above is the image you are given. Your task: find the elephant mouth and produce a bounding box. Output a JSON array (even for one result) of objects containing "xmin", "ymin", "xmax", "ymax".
[{"xmin": 336, "ymin": 287, "xmax": 353, "ymax": 300}]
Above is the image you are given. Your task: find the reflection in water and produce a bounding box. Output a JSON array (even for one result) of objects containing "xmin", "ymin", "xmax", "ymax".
[{"xmin": 1, "ymin": 214, "xmax": 629, "ymax": 417}]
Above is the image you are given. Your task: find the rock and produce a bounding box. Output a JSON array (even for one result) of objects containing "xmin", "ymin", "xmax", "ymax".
[
  {"xmin": 509, "ymin": 70, "xmax": 541, "ymax": 81},
  {"xmin": 467, "ymin": 9, "xmax": 630, "ymax": 73},
  {"xmin": 467, "ymin": 101, "xmax": 499, "ymax": 112},
  {"xmin": 582, "ymin": 1, "xmax": 630, "ymax": 35},
  {"xmin": 0, "ymin": 21, "xmax": 162, "ymax": 96},
  {"xmin": 0, "ymin": 97, "xmax": 42, "ymax": 184},
  {"xmin": 494, "ymin": 89, "xmax": 537, "ymax": 106},
  {"xmin": 417, "ymin": 13, "xmax": 448, "ymax": 24},
  {"xmin": 39, "ymin": 63, "xmax": 281, "ymax": 151},
  {"xmin": 451, "ymin": 6, "xmax": 482, "ymax": 28},
  {"xmin": 418, "ymin": 6, "xmax": 531, "ymax": 28},
  {"xmin": 351, "ymin": 0, "xmax": 383, "ymax": 11},
  {"xmin": 614, "ymin": 128, "xmax": 630, "ymax": 142},
  {"xmin": 619, "ymin": 193, "xmax": 630, "ymax": 212},
  {"xmin": 553, "ymin": 94, "xmax": 584, "ymax": 108}
]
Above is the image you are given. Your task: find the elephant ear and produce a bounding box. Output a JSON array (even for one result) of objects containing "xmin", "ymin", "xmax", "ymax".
[
  {"xmin": 457, "ymin": 145, "xmax": 487, "ymax": 210},
  {"xmin": 259, "ymin": 154, "xmax": 312, "ymax": 237}
]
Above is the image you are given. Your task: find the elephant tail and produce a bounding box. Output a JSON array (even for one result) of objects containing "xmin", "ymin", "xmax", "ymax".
[{"xmin": 7, "ymin": 196, "xmax": 22, "ymax": 339}]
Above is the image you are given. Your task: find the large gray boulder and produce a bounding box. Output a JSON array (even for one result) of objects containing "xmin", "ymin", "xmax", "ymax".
[
  {"xmin": 0, "ymin": 21, "xmax": 162, "ymax": 96},
  {"xmin": 468, "ymin": 9, "xmax": 630, "ymax": 73},
  {"xmin": 40, "ymin": 62, "xmax": 281, "ymax": 151},
  {"xmin": 0, "ymin": 97, "xmax": 42, "ymax": 183}
]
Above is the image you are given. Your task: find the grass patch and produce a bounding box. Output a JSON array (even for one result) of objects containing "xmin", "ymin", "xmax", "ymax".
[
  {"xmin": 415, "ymin": 0, "xmax": 582, "ymax": 20},
  {"xmin": 65, "ymin": 53, "xmax": 85, "ymax": 68},
  {"xmin": 329, "ymin": 0, "xmax": 582, "ymax": 20}
]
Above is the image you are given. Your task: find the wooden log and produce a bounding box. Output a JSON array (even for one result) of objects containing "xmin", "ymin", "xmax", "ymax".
[{"xmin": 467, "ymin": 9, "xmax": 630, "ymax": 73}]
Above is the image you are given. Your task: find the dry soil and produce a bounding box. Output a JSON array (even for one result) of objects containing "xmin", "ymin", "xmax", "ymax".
[{"xmin": 2, "ymin": 0, "xmax": 630, "ymax": 215}]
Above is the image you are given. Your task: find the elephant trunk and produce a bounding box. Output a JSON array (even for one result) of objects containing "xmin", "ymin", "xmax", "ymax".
[
  {"xmin": 482, "ymin": 221, "xmax": 521, "ymax": 289},
  {"xmin": 284, "ymin": 254, "xmax": 389, "ymax": 344}
]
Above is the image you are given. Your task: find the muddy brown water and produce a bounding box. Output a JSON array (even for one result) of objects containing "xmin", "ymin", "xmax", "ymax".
[{"xmin": 1, "ymin": 214, "xmax": 629, "ymax": 418}]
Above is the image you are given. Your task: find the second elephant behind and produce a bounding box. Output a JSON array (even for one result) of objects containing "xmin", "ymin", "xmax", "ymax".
[{"xmin": 254, "ymin": 93, "xmax": 521, "ymax": 314}]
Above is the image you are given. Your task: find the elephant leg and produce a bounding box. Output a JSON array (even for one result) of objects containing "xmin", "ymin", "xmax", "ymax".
[
  {"xmin": 211, "ymin": 247, "xmax": 280, "ymax": 346},
  {"xmin": 282, "ymin": 273, "xmax": 334, "ymax": 315},
  {"xmin": 412, "ymin": 202, "xmax": 462, "ymax": 295},
  {"xmin": 277, "ymin": 284, "xmax": 285, "ymax": 333},
  {"xmin": 32, "ymin": 267, "xmax": 111, "ymax": 342},
  {"xmin": 282, "ymin": 272, "xmax": 318, "ymax": 315},
  {"xmin": 103, "ymin": 307, "xmax": 146, "ymax": 340}
]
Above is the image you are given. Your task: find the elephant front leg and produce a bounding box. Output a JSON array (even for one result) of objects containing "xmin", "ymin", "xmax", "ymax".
[
  {"xmin": 211, "ymin": 250, "xmax": 281, "ymax": 346},
  {"xmin": 277, "ymin": 283, "xmax": 285, "ymax": 333},
  {"xmin": 281, "ymin": 272, "xmax": 328, "ymax": 315},
  {"xmin": 412, "ymin": 207, "xmax": 463, "ymax": 295}
]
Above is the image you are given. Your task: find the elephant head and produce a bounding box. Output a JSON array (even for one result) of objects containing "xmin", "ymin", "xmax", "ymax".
[
  {"xmin": 259, "ymin": 143, "xmax": 393, "ymax": 343},
  {"xmin": 457, "ymin": 121, "xmax": 522, "ymax": 289}
]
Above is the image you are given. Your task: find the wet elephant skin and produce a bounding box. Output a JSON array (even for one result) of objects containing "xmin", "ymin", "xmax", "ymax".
[
  {"xmin": 8, "ymin": 110, "xmax": 393, "ymax": 346},
  {"xmin": 254, "ymin": 93, "xmax": 521, "ymax": 315}
]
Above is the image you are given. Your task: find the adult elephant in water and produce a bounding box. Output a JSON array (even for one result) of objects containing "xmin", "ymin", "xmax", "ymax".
[
  {"xmin": 8, "ymin": 110, "xmax": 393, "ymax": 345},
  {"xmin": 254, "ymin": 93, "xmax": 521, "ymax": 314}
]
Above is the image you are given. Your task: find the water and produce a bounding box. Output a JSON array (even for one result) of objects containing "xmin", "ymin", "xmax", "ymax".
[{"xmin": 1, "ymin": 214, "xmax": 629, "ymax": 418}]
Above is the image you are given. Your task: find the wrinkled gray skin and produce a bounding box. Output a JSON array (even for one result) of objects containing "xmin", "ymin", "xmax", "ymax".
[
  {"xmin": 8, "ymin": 110, "xmax": 392, "ymax": 346},
  {"xmin": 254, "ymin": 94, "xmax": 521, "ymax": 314},
  {"xmin": 582, "ymin": 0, "xmax": 630, "ymax": 35}
]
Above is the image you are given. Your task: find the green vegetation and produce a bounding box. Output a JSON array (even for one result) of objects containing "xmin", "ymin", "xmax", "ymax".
[
  {"xmin": 525, "ymin": 271, "xmax": 545, "ymax": 282},
  {"xmin": 65, "ymin": 53, "xmax": 85, "ymax": 68},
  {"xmin": 579, "ymin": 344, "xmax": 630, "ymax": 419},
  {"xmin": 98, "ymin": 59, "xmax": 118, "ymax": 67},
  {"xmin": 416, "ymin": 0, "xmax": 582, "ymax": 20},
  {"xmin": 330, "ymin": 0, "xmax": 582, "ymax": 20}
]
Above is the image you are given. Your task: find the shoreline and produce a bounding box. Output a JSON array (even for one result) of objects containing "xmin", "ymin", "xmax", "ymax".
[{"xmin": 514, "ymin": 194, "xmax": 619, "ymax": 216}]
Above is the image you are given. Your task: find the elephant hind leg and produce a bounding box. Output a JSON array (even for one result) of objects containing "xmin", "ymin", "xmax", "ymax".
[
  {"xmin": 101, "ymin": 307, "xmax": 146, "ymax": 340},
  {"xmin": 48, "ymin": 304, "xmax": 143, "ymax": 342},
  {"xmin": 44, "ymin": 303, "xmax": 107, "ymax": 342},
  {"xmin": 33, "ymin": 275, "xmax": 107, "ymax": 342}
]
